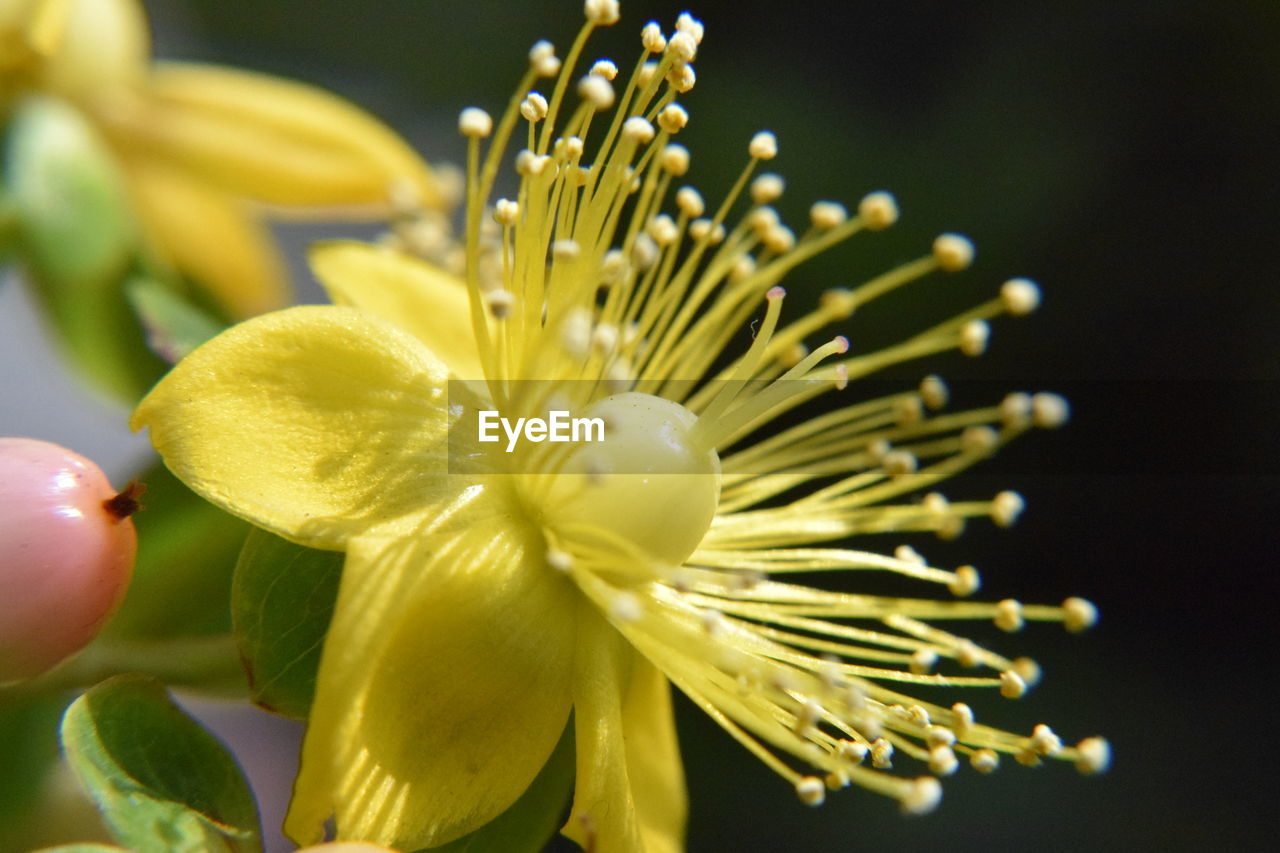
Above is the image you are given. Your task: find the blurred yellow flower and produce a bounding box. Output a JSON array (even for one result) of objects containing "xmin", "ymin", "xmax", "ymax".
[
  {"xmin": 134, "ymin": 5, "xmax": 1107, "ymax": 851},
  {"xmin": 1, "ymin": 0, "xmax": 441, "ymax": 316}
]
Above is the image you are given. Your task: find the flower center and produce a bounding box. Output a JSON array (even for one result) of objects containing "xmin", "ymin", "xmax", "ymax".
[{"xmin": 544, "ymin": 392, "xmax": 720, "ymax": 567}]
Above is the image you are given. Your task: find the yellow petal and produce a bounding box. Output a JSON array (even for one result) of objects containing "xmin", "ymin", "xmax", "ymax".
[
  {"xmin": 108, "ymin": 62, "xmax": 439, "ymax": 212},
  {"xmin": 565, "ymin": 609, "xmax": 687, "ymax": 853},
  {"xmin": 622, "ymin": 656, "xmax": 688, "ymax": 853},
  {"xmin": 286, "ymin": 518, "xmax": 579, "ymax": 849},
  {"xmin": 309, "ymin": 241, "xmax": 483, "ymax": 379},
  {"xmin": 131, "ymin": 305, "xmax": 453, "ymax": 549},
  {"xmin": 38, "ymin": 0, "xmax": 148, "ymax": 97},
  {"xmin": 0, "ymin": 0, "xmax": 70, "ymax": 65},
  {"xmin": 126, "ymin": 157, "xmax": 290, "ymax": 317}
]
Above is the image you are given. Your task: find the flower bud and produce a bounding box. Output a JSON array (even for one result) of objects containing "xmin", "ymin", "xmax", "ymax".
[{"xmin": 0, "ymin": 439, "xmax": 138, "ymax": 683}]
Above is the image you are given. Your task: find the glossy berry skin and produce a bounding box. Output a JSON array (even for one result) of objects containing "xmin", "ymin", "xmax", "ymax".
[{"xmin": 0, "ymin": 438, "xmax": 137, "ymax": 683}]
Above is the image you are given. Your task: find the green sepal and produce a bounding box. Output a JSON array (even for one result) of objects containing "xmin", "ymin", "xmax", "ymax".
[
  {"xmin": 104, "ymin": 462, "xmax": 248, "ymax": 644},
  {"xmin": 419, "ymin": 717, "xmax": 576, "ymax": 853},
  {"xmin": 59, "ymin": 675, "xmax": 262, "ymax": 853},
  {"xmin": 231, "ymin": 528, "xmax": 343, "ymax": 719},
  {"xmin": 125, "ymin": 274, "xmax": 226, "ymax": 364}
]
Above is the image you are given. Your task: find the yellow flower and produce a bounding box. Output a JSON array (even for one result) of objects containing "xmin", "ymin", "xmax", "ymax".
[
  {"xmin": 1, "ymin": 0, "xmax": 441, "ymax": 316},
  {"xmin": 133, "ymin": 6, "xmax": 1108, "ymax": 851}
]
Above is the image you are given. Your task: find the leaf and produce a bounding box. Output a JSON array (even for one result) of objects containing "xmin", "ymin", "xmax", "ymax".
[
  {"xmin": 126, "ymin": 275, "xmax": 226, "ymax": 364},
  {"xmin": 104, "ymin": 462, "xmax": 249, "ymax": 643},
  {"xmin": 0, "ymin": 692, "xmax": 69, "ymax": 843},
  {"xmin": 60, "ymin": 675, "xmax": 261, "ymax": 853},
  {"xmin": 231, "ymin": 528, "xmax": 343, "ymax": 719},
  {"xmin": 419, "ymin": 717, "xmax": 576, "ymax": 853}
]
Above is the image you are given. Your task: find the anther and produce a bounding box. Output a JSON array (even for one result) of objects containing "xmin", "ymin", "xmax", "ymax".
[
  {"xmin": 910, "ymin": 649, "xmax": 938, "ymax": 675},
  {"xmin": 960, "ymin": 425, "xmax": 999, "ymax": 453},
  {"xmin": 919, "ymin": 374, "xmax": 948, "ymax": 410},
  {"xmin": 676, "ymin": 186, "xmax": 705, "ymax": 217},
  {"xmin": 675, "ymin": 12, "xmax": 705, "ymax": 43},
  {"xmin": 641, "ymin": 21, "xmax": 667, "ymax": 53},
  {"xmin": 1063, "ymin": 597, "xmax": 1098, "ymax": 633},
  {"xmin": 584, "ymin": 0, "xmax": 621, "ymax": 26},
  {"xmin": 929, "ymin": 745, "xmax": 959, "ymax": 776},
  {"xmin": 688, "ymin": 218, "xmax": 724, "ymax": 244},
  {"xmin": 923, "ymin": 492, "xmax": 949, "ymax": 515},
  {"xmin": 750, "ymin": 173, "xmax": 785, "ymax": 204},
  {"xmin": 932, "ymin": 233, "xmax": 975, "ymax": 272},
  {"xmin": 1000, "ymin": 392, "xmax": 1033, "ymax": 427},
  {"xmin": 591, "ymin": 323, "xmax": 619, "ymax": 356},
  {"xmin": 795, "ymin": 776, "xmax": 826, "ymax": 806},
  {"xmin": 728, "ymin": 256, "xmax": 756, "ymax": 283},
  {"xmin": 858, "ymin": 191, "xmax": 899, "ymax": 230},
  {"xmin": 590, "ymin": 59, "xmax": 618, "ymax": 79},
  {"xmin": 954, "ymin": 638, "xmax": 981, "ymax": 667},
  {"xmin": 900, "ymin": 778, "xmax": 942, "ymax": 815},
  {"xmin": 608, "ymin": 591, "xmax": 642, "ymax": 622},
  {"xmin": 959, "ymin": 319, "xmax": 990, "ymax": 356},
  {"xmin": 990, "ymin": 490, "xmax": 1025, "ymax": 527},
  {"xmin": 546, "ymin": 549, "xmax": 574, "ymax": 573},
  {"xmin": 1074, "ymin": 737, "xmax": 1111, "ymax": 774},
  {"xmin": 925, "ymin": 725, "xmax": 956, "ymax": 749},
  {"xmin": 631, "ymin": 233, "xmax": 659, "ymax": 270},
  {"xmin": 749, "ymin": 131, "xmax": 778, "ymax": 160},
  {"xmin": 493, "ymin": 198, "xmax": 520, "ymax": 226},
  {"xmin": 825, "ymin": 770, "xmax": 850, "ymax": 791},
  {"xmin": 667, "ymin": 63, "xmax": 696, "ymax": 93},
  {"xmin": 999, "ymin": 670, "xmax": 1027, "ymax": 699},
  {"xmin": 484, "ymin": 289, "xmax": 516, "ymax": 319},
  {"xmin": 808, "ymin": 201, "xmax": 847, "ymax": 231},
  {"xmin": 520, "ymin": 92, "xmax": 549, "ymax": 123},
  {"xmin": 666, "ymin": 30, "xmax": 698, "ymax": 63},
  {"xmin": 658, "ymin": 103, "xmax": 689, "ymax": 134},
  {"xmin": 894, "ymin": 395, "xmax": 924, "ymax": 426},
  {"xmin": 622, "ymin": 116, "xmax": 656, "ymax": 144},
  {"xmin": 700, "ymin": 608, "xmax": 727, "ymax": 637},
  {"xmin": 763, "ymin": 224, "xmax": 796, "ymax": 254},
  {"xmin": 881, "ymin": 449, "xmax": 918, "ymax": 478},
  {"xmin": 838, "ymin": 739, "xmax": 868, "ymax": 763},
  {"xmin": 529, "ymin": 40, "xmax": 561, "ymax": 77},
  {"xmin": 870, "ymin": 737, "xmax": 894, "ymax": 768},
  {"xmin": 578, "ymin": 74, "xmax": 615, "ymax": 110},
  {"xmin": 949, "ymin": 565, "xmax": 980, "ymax": 597},
  {"xmin": 647, "ymin": 214, "xmax": 679, "ymax": 246},
  {"xmin": 552, "ymin": 239, "xmax": 581, "ymax": 261},
  {"xmin": 1030, "ymin": 723, "xmax": 1063, "ymax": 756},
  {"xmin": 994, "ymin": 599, "xmax": 1024, "ymax": 632},
  {"xmin": 1011, "ymin": 657, "xmax": 1041, "ymax": 686},
  {"xmin": 819, "ymin": 288, "xmax": 856, "ymax": 320},
  {"xmin": 950, "ymin": 703, "xmax": 975, "ymax": 738},
  {"xmin": 661, "ymin": 143, "xmax": 690, "ymax": 175},
  {"xmin": 1031, "ymin": 392, "xmax": 1070, "ymax": 428},
  {"xmin": 970, "ymin": 748, "xmax": 1000, "ymax": 773},
  {"xmin": 458, "ymin": 107, "xmax": 493, "ymax": 138},
  {"xmin": 1001, "ymin": 277, "xmax": 1042, "ymax": 315}
]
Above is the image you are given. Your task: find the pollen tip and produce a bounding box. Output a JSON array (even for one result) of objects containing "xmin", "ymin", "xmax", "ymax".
[
  {"xmin": 832, "ymin": 335, "xmax": 850, "ymax": 354},
  {"xmin": 933, "ymin": 233, "xmax": 975, "ymax": 272},
  {"xmin": 795, "ymin": 776, "xmax": 826, "ymax": 806},
  {"xmin": 749, "ymin": 131, "xmax": 778, "ymax": 160},
  {"xmin": 900, "ymin": 777, "xmax": 942, "ymax": 815},
  {"xmin": 458, "ymin": 107, "xmax": 494, "ymax": 138},
  {"xmin": 858, "ymin": 191, "xmax": 899, "ymax": 230},
  {"xmin": 1001, "ymin": 277, "xmax": 1042, "ymax": 315},
  {"xmin": 1063, "ymin": 596, "xmax": 1098, "ymax": 632},
  {"xmin": 1074, "ymin": 737, "xmax": 1112, "ymax": 774}
]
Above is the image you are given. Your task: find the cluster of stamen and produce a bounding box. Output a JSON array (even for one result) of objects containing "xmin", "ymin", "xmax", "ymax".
[{"xmin": 407, "ymin": 2, "xmax": 1108, "ymax": 816}]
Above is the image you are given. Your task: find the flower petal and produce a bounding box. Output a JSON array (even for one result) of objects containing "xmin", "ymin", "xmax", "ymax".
[
  {"xmin": 621, "ymin": 656, "xmax": 688, "ymax": 853},
  {"xmin": 564, "ymin": 612, "xmax": 687, "ymax": 852},
  {"xmin": 131, "ymin": 305, "xmax": 452, "ymax": 549},
  {"xmin": 285, "ymin": 517, "xmax": 579, "ymax": 849},
  {"xmin": 37, "ymin": 0, "xmax": 149, "ymax": 97},
  {"xmin": 126, "ymin": 158, "xmax": 290, "ymax": 317},
  {"xmin": 309, "ymin": 241, "xmax": 483, "ymax": 379},
  {"xmin": 106, "ymin": 62, "xmax": 440, "ymax": 212}
]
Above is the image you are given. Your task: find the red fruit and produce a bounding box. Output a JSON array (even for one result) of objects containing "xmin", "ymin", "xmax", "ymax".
[{"xmin": 0, "ymin": 438, "xmax": 138, "ymax": 683}]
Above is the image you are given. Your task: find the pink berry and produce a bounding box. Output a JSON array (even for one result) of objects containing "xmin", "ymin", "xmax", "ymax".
[{"xmin": 0, "ymin": 438, "xmax": 138, "ymax": 683}]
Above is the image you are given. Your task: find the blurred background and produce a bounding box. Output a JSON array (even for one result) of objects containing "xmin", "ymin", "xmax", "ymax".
[{"xmin": 3, "ymin": 0, "xmax": 1276, "ymax": 849}]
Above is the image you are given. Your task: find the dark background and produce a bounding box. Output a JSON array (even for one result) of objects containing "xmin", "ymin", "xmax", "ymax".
[{"xmin": 145, "ymin": 0, "xmax": 1278, "ymax": 849}]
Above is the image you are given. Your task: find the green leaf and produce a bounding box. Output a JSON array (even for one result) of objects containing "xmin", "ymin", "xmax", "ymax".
[
  {"xmin": 105, "ymin": 463, "xmax": 249, "ymax": 643},
  {"xmin": 419, "ymin": 717, "xmax": 576, "ymax": 853},
  {"xmin": 231, "ymin": 528, "xmax": 343, "ymax": 719},
  {"xmin": 60, "ymin": 675, "xmax": 261, "ymax": 853},
  {"xmin": 0, "ymin": 692, "xmax": 69, "ymax": 843},
  {"xmin": 125, "ymin": 275, "xmax": 226, "ymax": 364}
]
